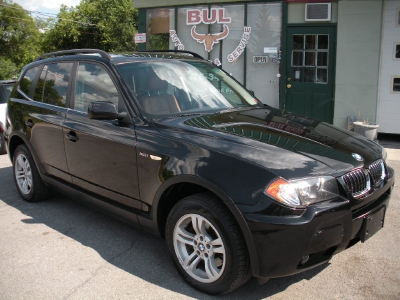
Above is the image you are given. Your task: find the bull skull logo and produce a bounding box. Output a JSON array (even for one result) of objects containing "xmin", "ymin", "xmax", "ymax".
[{"xmin": 191, "ymin": 24, "xmax": 229, "ymax": 52}]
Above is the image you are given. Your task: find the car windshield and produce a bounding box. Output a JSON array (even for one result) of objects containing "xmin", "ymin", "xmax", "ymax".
[
  {"xmin": 116, "ymin": 60, "xmax": 259, "ymax": 117},
  {"xmin": 0, "ymin": 84, "xmax": 14, "ymax": 104}
]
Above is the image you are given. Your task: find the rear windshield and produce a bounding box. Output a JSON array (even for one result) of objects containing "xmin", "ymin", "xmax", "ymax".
[
  {"xmin": 0, "ymin": 83, "xmax": 14, "ymax": 104},
  {"xmin": 116, "ymin": 60, "xmax": 258, "ymax": 117}
]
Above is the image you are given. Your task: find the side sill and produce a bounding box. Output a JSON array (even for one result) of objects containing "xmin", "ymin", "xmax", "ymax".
[{"xmin": 42, "ymin": 175, "xmax": 143, "ymax": 229}]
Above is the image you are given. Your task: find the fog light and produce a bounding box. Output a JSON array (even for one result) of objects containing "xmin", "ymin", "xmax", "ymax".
[{"xmin": 300, "ymin": 255, "xmax": 309, "ymax": 265}]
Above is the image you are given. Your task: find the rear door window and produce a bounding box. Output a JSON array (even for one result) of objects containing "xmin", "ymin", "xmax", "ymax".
[
  {"xmin": 20, "ymin": 66, "xmax": 39, "ymax": 96},
  {"xmin": 33, "ymin": 63, "xmax": 73, "ymax": 107},
  {"xmin": 33, "ymin": 65, "xmax": 48, "ymax": 102}
]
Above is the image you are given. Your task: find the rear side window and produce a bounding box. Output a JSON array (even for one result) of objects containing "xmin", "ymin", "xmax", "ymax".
[
  {"xmin": 33, "ymin": 63, "xmax": 73, "ymax": 107},
  {"xmin": 20, "ymin": 66, "xmax": 39, "ymax": 96},
  {"xmin": 74, "ymin": 62, "xmax": 120, "ymax": 113}
]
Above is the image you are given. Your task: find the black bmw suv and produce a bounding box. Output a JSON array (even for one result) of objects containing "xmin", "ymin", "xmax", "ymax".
[{"xmin": 5, "ymin": 49, "xmax": 395, "ymax": 294}]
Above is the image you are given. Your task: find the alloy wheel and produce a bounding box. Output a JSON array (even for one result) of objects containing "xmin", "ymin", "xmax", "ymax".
[
  {"xmin": 14, "ymin": 153, "xmax": 32, "ymax": 195},
  {"xmin": 173, "ymin": 213, "xmax": 226, "ymax": 283}
]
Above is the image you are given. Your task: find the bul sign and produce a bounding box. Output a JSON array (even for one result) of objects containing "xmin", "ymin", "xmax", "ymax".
[
  {"xmin": 187, "ymin": 8, "xmax": 231, "ymax": 53},
  {"xmin": 170, "ymin": 8, "xmax": 251, "ymax": 64},
  {"xmin": 187, "ymin": 8, "xmax": 231, "ymax": 25}
]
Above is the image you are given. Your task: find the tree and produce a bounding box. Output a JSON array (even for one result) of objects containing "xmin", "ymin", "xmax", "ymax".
[
  {"xmin": 0, "ymin": 0, "xmax": 41, "ymax": 72},
  {"xmin": 0, "ymin": 57, "xmax": 18, "ymax": 79},
  {"xmin": 43, "ymin": 0, "xmax": 138, "ymax": 53}
]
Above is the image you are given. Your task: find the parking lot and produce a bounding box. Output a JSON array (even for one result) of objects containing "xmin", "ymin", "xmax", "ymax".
[{"xmin": 0, "ymin": 140, "xmax": 399, "ymax": 300}]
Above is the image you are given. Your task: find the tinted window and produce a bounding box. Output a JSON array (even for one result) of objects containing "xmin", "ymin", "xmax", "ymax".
[
  {"xmin": 43, "ymin": 63, "xmax": 72, "ymax": 107},
  {"xmin": 33, "ymin": 63, "xmax": 73, "ymax": 107},
  {"xmin": 20, "ymin": 66, "xmax": 39, "ymax": 96},
  {"xmin": 33, "ymin": 66, "xmax": 48, "ymax": 102},
  {"xmin": 74, "ymin": 63, "xmax": 120, "ymax": 113}
]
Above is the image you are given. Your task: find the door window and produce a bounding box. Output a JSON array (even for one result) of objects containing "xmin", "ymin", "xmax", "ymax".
[
  {"xmin": 42, "ymin": 63, "xmax": 72, "ymax": 107},
  {"xmin": 20, "ymin": 66, "xmax": 39, "ymax": 96},
  {"xmin": 33, "ymin": 66, "xmax": 48, "ymax": 102},
  {"xmin": 32, "ymin": 63, "xmax": 73, "ymax": 107},
  {"xmin": 291, "ymin": 34, "xmax": 329, "ymax": 84},
  {"xmin": 73, "ymin": 62, "xmax": 120, "ymax": 113}
]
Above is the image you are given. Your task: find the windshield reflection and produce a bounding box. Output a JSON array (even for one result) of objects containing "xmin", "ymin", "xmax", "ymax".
[{"xmin": 117, "ymin": 60, "xmax": 258, "ymax": 117}]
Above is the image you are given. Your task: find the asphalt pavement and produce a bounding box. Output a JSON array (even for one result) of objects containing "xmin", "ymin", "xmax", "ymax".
[{"xmin": 0, "ymin": 137, "xmax": 399, "ymax": 299}]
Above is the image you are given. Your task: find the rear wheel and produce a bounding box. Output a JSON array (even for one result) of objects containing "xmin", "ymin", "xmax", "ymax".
[
  {"xmin": 13, "ymin": 145, "xmax": 50, "ymax": 202},
  {"xmin": 166, "ymin": 193, "xmax": 251, "ymax": 295}
]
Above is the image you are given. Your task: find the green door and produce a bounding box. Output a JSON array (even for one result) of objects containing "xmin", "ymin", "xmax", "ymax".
[{"xmin": 283, "ymin": 26, "xmax": 336, "ymax": 123}]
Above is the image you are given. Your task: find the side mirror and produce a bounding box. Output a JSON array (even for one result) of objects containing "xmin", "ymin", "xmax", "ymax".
[{"xmin": 88, "ymin": 101, "xmax": 119, "ymax": 120}]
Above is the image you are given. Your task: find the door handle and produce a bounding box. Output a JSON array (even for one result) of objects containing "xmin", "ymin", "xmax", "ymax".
[
  {"xmin": 287, "ymin": 84, "xmax": 292, "ymax": 89},
  {"xmin": 66, "ymin": 132, "xmax": 79, "ymax": 142},
  {"xmin": 25, "ymin": 120, "xmax": 34, "ymax": 128}
]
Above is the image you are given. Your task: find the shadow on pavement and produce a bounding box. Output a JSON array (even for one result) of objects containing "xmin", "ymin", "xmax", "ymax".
[
  {"xmin": 378, "ymin": 133, "xmax": 400, "ymax": 150},
  {"xmin": 0, "ymin": 165, "xmax": 329, "ymax": 299}
]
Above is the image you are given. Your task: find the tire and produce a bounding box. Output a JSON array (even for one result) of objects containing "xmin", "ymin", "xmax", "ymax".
[
  {"xmin": 166, "ymin": 193, "xmax": 251, "ymax": 295},
  {"xmin": 12, "ymin": 144, "xmax": 50, "ymax": 202},
  {"xmin": 0, "ymin": 133, "xmax": 6, "ymax": 155}
]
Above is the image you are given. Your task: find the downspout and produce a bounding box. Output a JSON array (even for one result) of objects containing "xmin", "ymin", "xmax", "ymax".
[{"xmin": 375, "ymin": 0, "xmax": 385, "ymax": 126}]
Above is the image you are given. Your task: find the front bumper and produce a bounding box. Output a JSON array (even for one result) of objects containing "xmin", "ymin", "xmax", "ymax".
[{"xmin": 240, "ymin": 166, "xmax": 395, "ymax": 279}]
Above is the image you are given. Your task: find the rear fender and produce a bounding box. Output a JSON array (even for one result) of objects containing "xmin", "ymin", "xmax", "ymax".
[{"xmin": 8, "ymin": 132, "xmax": 47, "ymax": 176}]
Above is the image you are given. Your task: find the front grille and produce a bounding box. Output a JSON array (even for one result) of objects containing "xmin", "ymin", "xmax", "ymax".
[
  {"xmin": 341, "ymin": 168, "xmax": 371, "ymax": 198},
  {"xmin": 369, "ymin": 159, "xmax": 386, "ymax": 186}
]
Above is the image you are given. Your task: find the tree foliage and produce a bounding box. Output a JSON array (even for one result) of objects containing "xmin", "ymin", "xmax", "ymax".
[
  {"xmin": 0, "ymin": 0, "xmax": 41, "ymax": 78},
  {"xmin": 0, "ymin": 0, "xmax": 138, "ymax": 79},
  {"xmin": 0, "ymin": 57, "xmax": 18, "ymax": 79},
  {"xmin": 43, "ymin": 0, "xmax": 138, "ymax": 52}
]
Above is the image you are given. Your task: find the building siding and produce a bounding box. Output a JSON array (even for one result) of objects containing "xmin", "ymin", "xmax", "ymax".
[
  {"xmin": 333, "ymin": 0, "xmax": 383, "ymax": 129},
  {"xmin": 377, "ymin": 0, "xmax": 400, "ymax": 134}
]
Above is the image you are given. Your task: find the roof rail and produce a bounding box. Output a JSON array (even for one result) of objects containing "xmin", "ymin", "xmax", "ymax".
[
  {"xmin": 35, "ymin": 49, "xmax": 112, "ymax": 61},
  {"xmin": 138, "ymin": 50, "xmax": 204, "ymax": 59}
]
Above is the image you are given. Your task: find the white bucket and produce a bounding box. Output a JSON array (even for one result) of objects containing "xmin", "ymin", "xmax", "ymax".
[{"xmin": 353, "ymin": 121, "xmax": 379, "ymax": 140}]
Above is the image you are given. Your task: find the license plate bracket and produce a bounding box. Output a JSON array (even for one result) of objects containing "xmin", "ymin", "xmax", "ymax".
[{"xmin": 360, "ymin": 206, "xmax": 386, "ymax": 243}]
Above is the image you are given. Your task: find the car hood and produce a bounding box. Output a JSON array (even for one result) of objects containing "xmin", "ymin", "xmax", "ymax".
[{"xmin": 153, "ymin": 107, "xmax": 383, "ymax": 179}]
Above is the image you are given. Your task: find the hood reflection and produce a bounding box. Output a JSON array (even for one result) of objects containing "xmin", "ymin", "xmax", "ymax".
[{"xmin": 182, "ymin": 107, "xmax": 381, "ymax": 161}]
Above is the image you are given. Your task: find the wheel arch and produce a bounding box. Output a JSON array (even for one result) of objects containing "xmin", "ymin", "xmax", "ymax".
[
  {"xmin": 137, "ymin": 175, "xmax": 260, "ymax": 277},
  {"xmin": 8, "ymin": 133, "xmax": 26, "ymax": 161},
  {"xmin": 8, "ymin": 133, "xmax": 45, "ymax": 176}
]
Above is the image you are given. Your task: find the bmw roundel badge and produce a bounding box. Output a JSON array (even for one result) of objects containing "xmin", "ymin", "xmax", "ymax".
[{"xmin": 352, "ymin": 153, "xmax": 364, "ymax": 161}]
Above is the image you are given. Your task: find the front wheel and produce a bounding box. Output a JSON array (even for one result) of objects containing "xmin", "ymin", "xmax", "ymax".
[
  {"xmin": 166, "ymin": 193, "xmax": 251, "ymax": 295},
  {"xmin": 13, "ymin": 144, "xmax": 50, "ymax": 202}
]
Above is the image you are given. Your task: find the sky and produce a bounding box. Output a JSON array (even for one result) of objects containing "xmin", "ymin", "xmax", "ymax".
[{"xmin": 13, "ymin": 0, "xmax": 81, "ymax": 17}]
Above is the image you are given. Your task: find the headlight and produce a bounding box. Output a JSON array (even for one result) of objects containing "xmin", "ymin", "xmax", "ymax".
[
  {"xmin": 381, "ymin": 146, "xmax": 387, "ymax": 162},
  {"xmin": 264, "ymin": 176, "xmax": 339, "ymax": 208}
]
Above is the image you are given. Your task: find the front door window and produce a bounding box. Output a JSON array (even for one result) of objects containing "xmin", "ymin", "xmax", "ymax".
[{"xmin": 74, "ymin": 62, "xmax": 121, "ymax": 113}]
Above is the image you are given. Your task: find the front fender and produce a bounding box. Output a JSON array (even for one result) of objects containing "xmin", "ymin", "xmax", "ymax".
[{"xmin": 137, "ymin": 174, "xmax": 261, "ymax": 278}]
